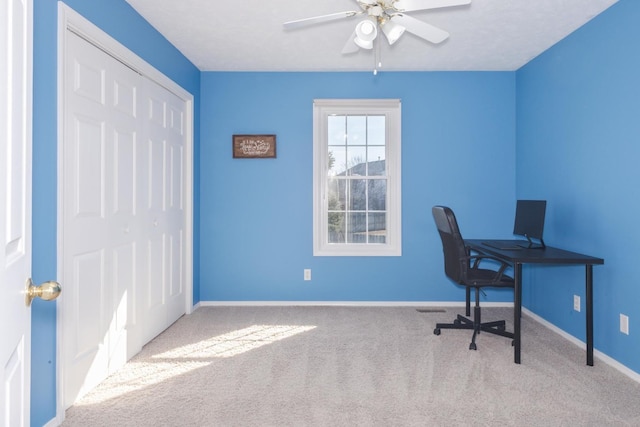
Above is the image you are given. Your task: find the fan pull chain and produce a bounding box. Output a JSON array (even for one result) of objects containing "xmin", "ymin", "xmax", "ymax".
[{"xmin": 373, "ymin": 29, "xmax": 382, "ymax": 75}]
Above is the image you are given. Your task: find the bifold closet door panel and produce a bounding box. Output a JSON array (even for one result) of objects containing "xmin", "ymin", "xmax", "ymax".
[
  {"xmin": 139, "ymin": 77, "xmax": 187, "ymax": 344},
  {"xmin": 62, "ymin": 31, "xmax": 142, "ymax": 406}
]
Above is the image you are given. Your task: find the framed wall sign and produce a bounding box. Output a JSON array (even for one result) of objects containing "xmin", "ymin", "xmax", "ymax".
[{"xmin": 232, "ymin": 134, "xmax": 277, "ymax": 158}]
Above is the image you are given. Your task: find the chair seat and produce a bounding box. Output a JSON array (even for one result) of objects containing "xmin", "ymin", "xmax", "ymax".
[{"xmin": 467, "ymin": 267, "xmax": 514, "ymax": 288}]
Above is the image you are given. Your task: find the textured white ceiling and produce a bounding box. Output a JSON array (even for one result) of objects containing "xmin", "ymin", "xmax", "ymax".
[{"xmin": 124, "ymin": 0, "xmax": 618, "ymax": 72}]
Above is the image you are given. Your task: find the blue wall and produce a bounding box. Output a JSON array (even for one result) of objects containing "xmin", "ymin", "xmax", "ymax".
[
  {"xmin": 29, "ymin": 0, "xmax": 640, "ymax": 425},
  {"xmin": 200, "ymin": 71, "xmax": 516, "ymax": 302},
  {"xmin": 31, "ymin": 1, "xmax": 200, "ymax": 425},
  {"xmin": 516, "ymin": 0, "xmax": 640, "ymax": 373}
]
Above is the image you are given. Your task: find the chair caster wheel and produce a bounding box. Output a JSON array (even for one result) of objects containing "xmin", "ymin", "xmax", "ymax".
[
  {"xmin": 511, "ymin": 340, "xmax": 515, "ymax": 346},
  {"xmin": 434, "ymin": 328, "xmax": 441, "ymax": 336},
  {"xmin": 469, "ymin": 343, "xmax": 477, "ymax": 350},
  {"xmin": 453, "ymin": 319, "xmax": 461, "ymax": 326}
]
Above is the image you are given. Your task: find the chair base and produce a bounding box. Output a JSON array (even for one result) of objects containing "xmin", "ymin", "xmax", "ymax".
[{"xmin": 434, "ymin": 314, "xmax": 514, "ymax": 350}]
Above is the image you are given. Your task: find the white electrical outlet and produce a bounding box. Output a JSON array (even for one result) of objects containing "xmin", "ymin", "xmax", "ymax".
[
  {"xmin": 304, "ymin": 269, "xmax": 311, "ymax": 281},
  {"xmin": 620, "ymin": 314, "xmax": 629, "ymax": 335},
  {"xmin": 573, "ymin": 295, "xmax": 581, "ymax": 312}
]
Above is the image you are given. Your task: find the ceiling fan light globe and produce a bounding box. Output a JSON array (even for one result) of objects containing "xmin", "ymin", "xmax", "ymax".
[
  {"xmin": 354, "ymin": 37, "xmax": 374, "ymax": 49},
  {"xmin": 382, "ymin": 21, "xmax": 405, "ymax": 45},
  {"xmin": 355, "ymin": 19, "xmax": 378, "ymax": 42}
]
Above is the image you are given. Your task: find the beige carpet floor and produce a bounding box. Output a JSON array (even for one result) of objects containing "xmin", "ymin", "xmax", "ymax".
[{"xmin": 63, "ymin": 306, "xmax": 640, "ymax": 426}]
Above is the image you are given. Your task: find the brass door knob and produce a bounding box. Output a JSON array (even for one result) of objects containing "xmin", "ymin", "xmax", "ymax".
[{"xmin": 25, "ymin": 278, "xmax": 62, "ymax": 306}]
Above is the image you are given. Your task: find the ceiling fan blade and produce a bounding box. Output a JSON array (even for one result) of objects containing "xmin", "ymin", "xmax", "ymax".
[
  {"xmin": 283, "ymin": 11, "xmax": 361, "ymax": 29},
  {"xmin": 392, "ymin": 14, "xmax": 449, "ymax": 44},
  {"xmin": 341, "ymin": 31, "xmax": 360, "ymax": 54},
  {"xmin": 393, "ymin": 0, "xmax": 471, "ymax": 12}
]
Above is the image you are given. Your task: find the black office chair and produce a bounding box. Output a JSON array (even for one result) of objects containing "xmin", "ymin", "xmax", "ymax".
[{"xmin": 432, "ymin": 206, "xmax": 515, "ymax": 350}]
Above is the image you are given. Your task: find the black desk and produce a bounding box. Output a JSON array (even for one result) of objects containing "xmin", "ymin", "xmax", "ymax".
[{"xmin": 465, "ymin": 239, "xmax": 604, "ymax": 366}]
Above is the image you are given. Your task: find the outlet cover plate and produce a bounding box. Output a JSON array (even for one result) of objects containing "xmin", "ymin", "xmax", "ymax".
[{"xmin": 620, "ymin": 314, "xmax": 629, "ymax": 335}]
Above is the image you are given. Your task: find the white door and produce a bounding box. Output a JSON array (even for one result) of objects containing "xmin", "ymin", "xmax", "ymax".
[
  {"xmin": 61, "ymin": 31, "xmax": 144, "ymax": 406},
  {"xmin": 140, "ymin": 78, "xmax": 187, "ymax": 343},
  {"xmin": 61, "ymin": 28, "xmax": 188, "ymax": 408},
  {"xmin": 1, "ymin": 0, "xmax": 32, "ymax": 425}
]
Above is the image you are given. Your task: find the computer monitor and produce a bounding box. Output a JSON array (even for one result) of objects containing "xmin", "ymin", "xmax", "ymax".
[{"xmin": 513, "ymin": 200, "xmax": 547, "ymax": 248}]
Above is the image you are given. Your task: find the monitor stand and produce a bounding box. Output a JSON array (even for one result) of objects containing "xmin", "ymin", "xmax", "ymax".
[{"xmin": 518, "ymin": 235, "xmax": 546, "ymax": 249}]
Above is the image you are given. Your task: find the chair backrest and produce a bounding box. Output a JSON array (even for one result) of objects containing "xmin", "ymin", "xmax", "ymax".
[{"xmin": 432, "ymin": 206, "xmax": 469, "ymax": 284}]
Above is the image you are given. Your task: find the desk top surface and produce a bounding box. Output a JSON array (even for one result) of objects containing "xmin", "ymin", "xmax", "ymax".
[{"xmin": 466, "ymin": 239, "xmax": 605, "ymax": 265}]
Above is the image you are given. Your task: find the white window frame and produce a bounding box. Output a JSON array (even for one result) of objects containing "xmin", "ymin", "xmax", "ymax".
[{"xmin": 313, "ymin": 99, "xmax": 402, "ymax": 256}]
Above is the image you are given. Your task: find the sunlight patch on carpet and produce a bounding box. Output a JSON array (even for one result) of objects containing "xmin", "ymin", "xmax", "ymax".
[
  {"xmin": 73, "ymin": 360, "xmax": 211, "ymax": 406},
  {"xmin": 74, "ymin": 324, "xmax": 316, "ymax": 406},
  {"xmin": 153, "ymin": 324, "xmax": 317, "ymax": 359}
]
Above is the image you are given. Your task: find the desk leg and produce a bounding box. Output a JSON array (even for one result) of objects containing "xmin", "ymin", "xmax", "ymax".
[
  {"xmin": 586, "ymin": 264, "xmax": 594, "ymax": 366},
  {"xmin": 514, "ymin": 263, "xmax": 522, "ymax": 364}
]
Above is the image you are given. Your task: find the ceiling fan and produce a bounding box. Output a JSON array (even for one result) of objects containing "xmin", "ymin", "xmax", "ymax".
[{"xmin": 283, "ymin": 0, "xmax": 471, "ymax": 57}]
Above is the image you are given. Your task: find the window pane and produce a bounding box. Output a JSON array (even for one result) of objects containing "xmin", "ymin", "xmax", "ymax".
[
  {"xmin": 368, "ymin": 180, "xmax": 386, "ymax": 211},
  {"xmin": 367, "ymin": 115, "xmax": 386, "ymax": 146},
  {"xmin": 327, "ymin": 177, "xmax": 345, "ymax": 210},
  {"xmin": 346, "ymin": 146, "xmax": 366, "ymax": 176},
  {"xmin": 347, "ymin": 179, "xmax": 366, "ymax": 210},
  {"xmin": 328, "ymin": 211, "xmax": 345, "ymax": 243},
  {"xmin": 346, "ymin": 116, "xmax": 366, "ymax": 146},
  {"xmin": 347, "ymin": 212, "xmax": 366, "ymax": 243},
  {"xmin": 367, "ymin": 159, "xmax": 385, "ymax": 176},
  {"xmin": 368, "ymin": 212, "xmax": 386, "ymax": 244},
  {"xmin": 328, "ymin": 116, "xmax": 346, "ymax": 146},
  {"xmin": 328, "ymin": 146, "xmax": 347, "ymax": 176}
]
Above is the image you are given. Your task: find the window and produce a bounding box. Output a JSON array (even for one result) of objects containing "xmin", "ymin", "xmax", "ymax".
[{"xmin": 313, "ymin": 99, "xmax": 401, "ymax": 256}]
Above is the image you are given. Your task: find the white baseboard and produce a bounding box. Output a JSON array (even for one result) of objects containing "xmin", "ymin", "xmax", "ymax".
[
  {"xmin": 522, "ymin": 307, "xmax": 640, "ymax": 384},
  {"xmin": 43, "ymin": 414, "xmax": 63, "ymax": 427},
  {"xmin": 197, "ymin": 301, "xmax": 514, "ymax": 308}
]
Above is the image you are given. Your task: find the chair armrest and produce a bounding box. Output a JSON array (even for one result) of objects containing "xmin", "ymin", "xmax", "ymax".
[{"xmin": 461, "ymin": 254, "xmax": 512, "ymax": 282}]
